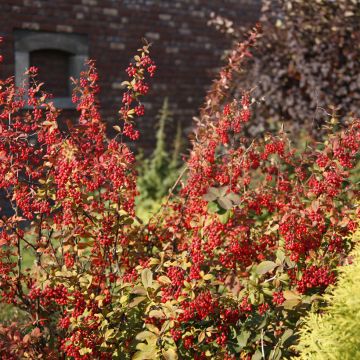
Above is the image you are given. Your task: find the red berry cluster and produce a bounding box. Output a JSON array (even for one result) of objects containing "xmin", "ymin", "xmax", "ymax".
[
  {"xmin": 297, "ymin": 266, "xmax": 336, "ymax": 294},
  {"xmin": 119, "ymin": 43, "xmax": 156, "ymax": 140}
]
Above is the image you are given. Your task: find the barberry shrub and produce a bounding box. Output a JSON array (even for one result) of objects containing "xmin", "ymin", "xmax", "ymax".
[{"xmin": 0, "ymin": 28, "xmax": 359, "ymax": 360}]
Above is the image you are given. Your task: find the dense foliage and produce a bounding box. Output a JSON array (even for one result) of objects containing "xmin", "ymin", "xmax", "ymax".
[
  {"xmin": 210, "ymin": 0, "xmax": 360, "ymax": 136},
  {"xmin": 0, "ymin": 28, "xmax": 359, "ymax": 360},
  {"xmin": 295, "ymin": 226, "xmax": 360, "ymax": 360}
]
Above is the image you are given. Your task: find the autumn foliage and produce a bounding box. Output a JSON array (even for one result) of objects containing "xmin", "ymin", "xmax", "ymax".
[
  {"xmin": 211, "ymin": 0, "xmax": 360, "ymax": 137},
  {"xmin": 0, "ymin": 29, "xmax": 359, "ymax": 359}
]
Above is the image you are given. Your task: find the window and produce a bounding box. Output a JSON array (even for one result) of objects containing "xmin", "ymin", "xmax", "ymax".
[
  {"xmin": 14, "ymin": 30, "xmax": 88, "ymax": 109},
  {"xmin": 30, "ymin": 49, "xmax": 71, "ymax": 98}
]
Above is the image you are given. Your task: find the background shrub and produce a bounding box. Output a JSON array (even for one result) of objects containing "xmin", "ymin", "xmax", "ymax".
[
  {"xmin": 211, "ymin": 0, "xmax": 360, "ymax": 137},
  {"xmin": 136, "ymin": 98, "xmax": 182, "ymax": 222}
]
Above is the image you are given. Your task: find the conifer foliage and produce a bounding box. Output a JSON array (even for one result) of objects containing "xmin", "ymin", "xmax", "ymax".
[
  {"xmin": 136, "ymin": 98, "xmax": 182, "ymax": 221},
  {"xmin": 295, "ymin": 227, "xmax": 360, "ymax": 360}
]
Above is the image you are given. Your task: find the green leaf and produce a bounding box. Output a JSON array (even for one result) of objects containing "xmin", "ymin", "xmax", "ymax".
[
  {"xmin": 145, "ymin": 323, "xmax": 160, "ymax": 335},
  {"xmin": 276, "ymin": 249, "xmax": 285, "ymax": 263},
  {"xmin": 281, "ymin": 329, "xmax": 294, "ymax": 345},
  {"xmin": 218, "ymin": 210, "xmax": 231, "ymax": 224},
  {"xmin": 141, "ymin": 268, "xmax": 153, "ymax": 289},
  {"xmin": 207, "ymin": 201, "xmax": 218, "ymax": 213},
  {"xmin": 256, "ymin": 261, "xmax": 278, "ymax": 275},
  {"xmin": 202, "ymin": 273, "xmax": 213, "ymax": 281},
  {"xmin": 270, "ymin": 347, "xmax": 282, "ymax": 360},
  {"xmin": 252, "ymin": 350, "xmax": 263, "ymax": 360},
  {"xmin": 237, "ymin": 330, "xmax": 251, "ymax": 348},
  {"xmin": 285, "ymin": 256, "xmax": 296, "ymax": 268}
]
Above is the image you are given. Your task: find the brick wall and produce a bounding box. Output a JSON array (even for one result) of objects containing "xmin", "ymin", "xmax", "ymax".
[{"xmin": 0, "ymin": 0, "xmax": 260, "ymax": 151}]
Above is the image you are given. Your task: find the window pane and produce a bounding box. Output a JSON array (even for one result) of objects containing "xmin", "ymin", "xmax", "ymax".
[{"xmin": 30, "ymin": 49, "xmax": 70, "ymax": 98}]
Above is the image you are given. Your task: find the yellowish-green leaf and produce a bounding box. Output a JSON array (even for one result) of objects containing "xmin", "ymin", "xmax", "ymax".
[
  {"xmin": 141, "ymin": 268, "xmax": 153, "ymax": 289},
  {"xmin": 79, "ymin": 347, "xmax": 92, "ymax": 355},
  {"xmin": 158, "ymin": 275, "xmax": 172, "ymax": 284},
  {"xmin": 135, "ymin": 331, "xmax": 157, "ymax": 342},
  {"xmin": 256, "ymin": 261, "xmax": 278, "ymax": 275},
  {"xmin": 283, "ymin": 298, "xmax": 301, "ymax": 310},
  {"xmin": 148, "ymin": 310, "xmax": 165, "ymax": 319},
  {"xmin": 202, "ymin": 274, "xmax": 213, "ymax": 281},
  {"xmin": 163, "ymin": 348, "xmax": 178, "ymax": 360},
  {"xmin": 128, "ymin": 296, "xmax": 146, "ymax": 308},
  {"xmin": 105, "ymin": 329, "xmax": 115, "ymax": 340},
  {"xmin": 198, "ymin": 331, "xmax": 206, "ymax": 344},
  {"xmin": 283, "ymin": 290, "xmax": 300, "ymax": 300}
]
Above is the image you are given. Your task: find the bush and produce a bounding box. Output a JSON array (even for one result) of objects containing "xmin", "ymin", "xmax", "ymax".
[
  {"xmin": 136, "ymin": 97, "xmax": 182, "ymax": 222},
  {"xmin": 211, "ymin": 0, "xmax": 360, "ymax": 137},
  {"xmin": 295, "ymin": 225, "xmax": 360, "ymax": 360},
  {"xmin": 0, "ymin": 30, "xmax": 359, "ymax": 359}
]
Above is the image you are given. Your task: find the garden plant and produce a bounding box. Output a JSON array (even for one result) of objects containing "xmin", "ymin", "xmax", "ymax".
[{"xmin": 0, "ymin": 26, "xmax": 359, "ymax": 360}]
